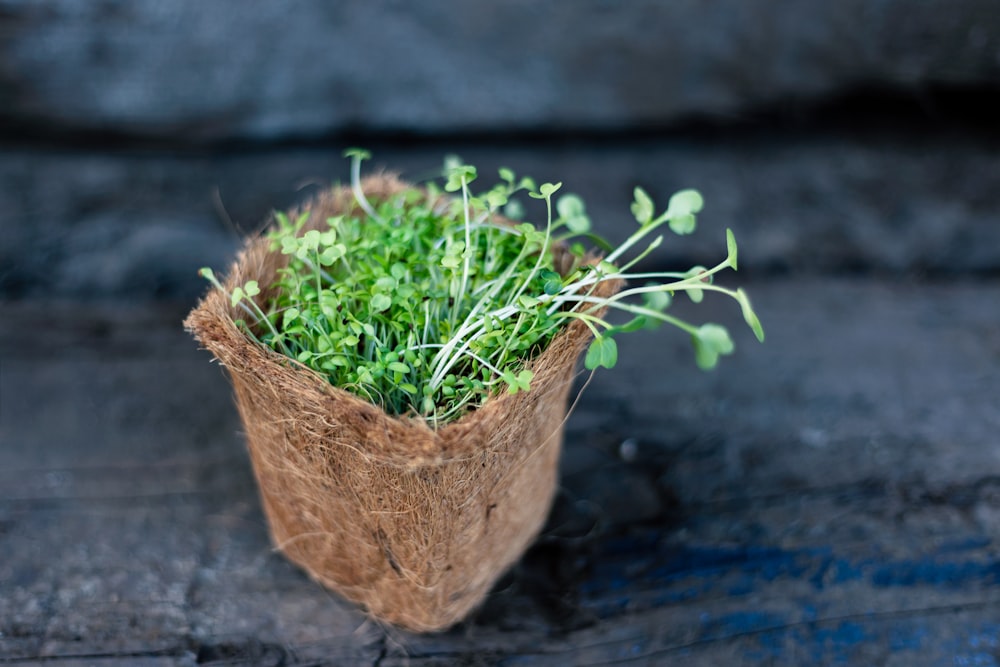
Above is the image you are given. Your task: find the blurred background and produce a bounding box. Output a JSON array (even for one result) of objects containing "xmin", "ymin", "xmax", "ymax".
[
  {"xmin": 3, "ymin": 0, "xmax": 999, "ymax": 300},
  {"xmin": 2, "ymin": 1, "xmax": 1000, "ymax": 664}
]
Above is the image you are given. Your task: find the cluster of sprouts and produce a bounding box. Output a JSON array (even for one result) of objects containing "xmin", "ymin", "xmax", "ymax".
[{"xmin": 201, "ymin": 150, "xmax": 763, "ymax": 425}]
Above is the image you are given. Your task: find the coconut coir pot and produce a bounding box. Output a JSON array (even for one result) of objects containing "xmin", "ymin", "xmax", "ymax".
[{"xmin": 185, "ymin": 176, "xmax": 617, "ymax": 632}]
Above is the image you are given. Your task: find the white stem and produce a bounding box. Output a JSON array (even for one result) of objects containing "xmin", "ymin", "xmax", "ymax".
[
  {"xmin": 351, "ymin": 158, "xmax": 384, "ymax": 224},
  {"xmin": 557, "ymin": 295, "xmax": 700, "ymax": 335},
  {"xmin": 428, "ymin": 302, "xmax": 522, "ymax": 388},
  {"xmin": 454, "ymin": 175, "xmax": 473, "ymax": 318},
  {"xmin": 510, "ymin": 195, "xmax": 554, "ymax": 305}
]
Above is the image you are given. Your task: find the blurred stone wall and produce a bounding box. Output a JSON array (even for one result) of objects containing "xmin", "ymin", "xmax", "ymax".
[{"xmin": 3, "ymin": 0, "xmax": 999, "ymax": 300}]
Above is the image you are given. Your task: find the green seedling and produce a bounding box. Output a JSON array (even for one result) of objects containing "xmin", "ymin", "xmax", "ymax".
[{"xmin": 202, "ymin": 151, "xmax": 763, "ymax": 426}]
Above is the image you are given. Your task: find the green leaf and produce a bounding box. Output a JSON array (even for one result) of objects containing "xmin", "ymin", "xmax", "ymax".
[
  {"xmin": 486, "ymin": 190, "xmax": 508, "ymax": 209},
  {"xmin": 343, "ymin": 147, "xmax": 371, "ymax": 160},
  {"xmin": 597, "ymin": 260, "xmax": 618, "ymax": 276},
  {"xmin": 280, "ymin": 236, "xmax": 298, "ymax": 255},
  {"xmin": 503, "ymin": 369, "xmax": 534, "ymax": 394},
  {"xmin": 318, "ymin": 228, "xmax": 337, "ymax": 245},
  {"xmin": 531, "ymin": 182, "xmax": 562, "ymax": 199},
  {"xmin": 701, "ymin": 323, "xmax": 734, "ymax": 353},
  {"xmin": 387, "ymin": 361, "xmax": 410, "ymax": 374},
  {"xmin": 375, "ymin": 276, "xmax": 396, "ymax": 291},
  {"xmin": 683, "ymin": 266, "xmax": 708, "ymax": 302},
  {"xmin": 668, "ymin": 213, "xmax": 696, "ymax": 235},
  {"xmin": 557, "ymin": 194, "xmax": 591, "ymax": 234},
  {"xmin": 726, "ymin": 228, "xmax": 738, "ymax": 270},
  {"xmin": 567, "ymin": 214, "xmax": 591, "ymax": 234},
  {"xmin": 503, "ymin": 199, "xmax": 525, "ymax": 220},
  {"xmin": 737, "ymin": 288, "xmax": 765, "ymax": 342},
  {"xmin": 516, "ymin": 369, "xmax": 533, "ymax": 392},
  {"xmin": 230, "ymin": 286, "xmax": 244, "ymax": 308},
  {"xmin": 540, "ymin": 269, "xmax": 563, "ymax": 295},
  {"xmin": 584, "ymin": 336, "xmax": 618, "ymax": 370},
  {"xmin": 685, "ymin": 266, "xmax": 710, "ymax": 281},
  {"xmin": 243, "ymin": 280, "xmax": 260, "ymax": 298},
  {"xmin": 370, "ymin": 293, "xmax": 392, "ymax": 312},
  {"xmin": 498, "ymin": 167, "xmax": 515, "ymax": 183},
  {"xmin": 445, "ymin": 164, "xmax": 477, "ymax": 192},
  {"xmin": 518, "ymin": 294, "xmax": 541, "ymax": 309},
  {"xmin": 516, "ymin": 222, "xmax": 536, "ymax": 236},
  {"xmin": 319, "ymin": 244, "xmax": 346, "ymax": 265},
  {"xmin": 557, "ymin": 194, "xmax": 585, "ymax": 219},
  {"xmin": 667, "ymin": 189, "xmax": 704, "ymax": 216},
  {"xmin": 282, "ymin": 307, "xmax": 301, "ymax": 329},
  {"xmin": 322, "ymin": 357, "xmax": 350, "ymax": 371},
  {"xmin": 301, "ymin": 229, "xmax": 321, "ymax": 252},
  {"xmin": 691, "ymin": 324, "xmax": 734, "ymax": 370},
  {"xmin": 642, "ymin": 287, "xmax": 671, "ymax": 312},
  {"xmin": 631, "ymin": 186, "xmax": 654, "ymax": 225}
]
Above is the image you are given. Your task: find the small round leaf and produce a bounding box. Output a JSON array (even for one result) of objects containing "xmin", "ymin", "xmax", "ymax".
[
  {"xmin": 667, "ymin": 189, "xmax": 704, "ymax": 216},
  {"xmin": 584, "ymin": 336, "xmax": 618, "ymax": 370},
  {"xmin": 631, "ymin": 186, "xmax": 655, "ymax": 225}
]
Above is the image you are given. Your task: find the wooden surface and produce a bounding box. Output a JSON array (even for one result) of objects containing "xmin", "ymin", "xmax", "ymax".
[{"xmin": 2, "ymin": 278, "xmax": 1000, "ymax": 665}]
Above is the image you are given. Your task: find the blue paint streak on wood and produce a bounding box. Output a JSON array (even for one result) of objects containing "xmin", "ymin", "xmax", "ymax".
[
  {"xmin": 889, "ymin": 622, "xmax": 930, "ymax": 651},
  {"xmin": 705, "ymin": 618, "xmax": 1000, "ymax": 665},
  {"xmin": 573, "ymin": 530, "xmax": 1000, "ymax": 660},
  {"xmin": 949, "ymin": 625, "xmax": 1000, "ymax": 667},
  {"xmin": 580, "ymin": 539, "xmax": 822, "ymax": 597},
  {"xmin": 936, "ymin": 536, "xmax": 993, "ymax": 553},
  {"xmin": 580, "ymin": 531, "xmax": 1000, "ymax": 612},
  {"xmin": 871, "ymin": 559, "xmax": 1000, "ymax": 587}
]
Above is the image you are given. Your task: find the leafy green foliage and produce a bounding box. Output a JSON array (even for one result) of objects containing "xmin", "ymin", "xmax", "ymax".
[
  {"xmin": 630, "ymin": 187, "xmax": 654, "ymax": 225},
  {"xmin": 205, "ymin": 152, "xmax": 764, "ymax": 426},
  {"xmin": 692, "ymin": 324, "xmax": 735, "ymax": 370},
  {"xmin": 585, "ymin": 336, "xmax": 618, "ymax": 370}
]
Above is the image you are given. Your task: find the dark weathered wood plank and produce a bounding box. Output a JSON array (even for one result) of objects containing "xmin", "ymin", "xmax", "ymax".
[{"xmin": 2, "ymin": 279, "xmax": 999, "ymax": 665}]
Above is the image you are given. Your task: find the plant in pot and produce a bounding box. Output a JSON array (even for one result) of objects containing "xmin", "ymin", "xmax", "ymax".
[{"xmin": 185, "ymin": 149, "xmax": 764, "ymax": 632}]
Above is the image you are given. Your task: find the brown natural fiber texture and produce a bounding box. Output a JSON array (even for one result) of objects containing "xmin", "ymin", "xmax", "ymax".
[{"xmin": 185, "ymin": 175, "xmax": 620, "ymax": 632}]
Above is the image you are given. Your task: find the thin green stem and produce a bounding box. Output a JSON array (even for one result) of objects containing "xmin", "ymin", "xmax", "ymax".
[
  {"xmin": 350, "ymin": 155, "xmax": 384, "ymax": 224},
  {"xmin": 551, "ymin": 309, "xmax": 609, "ymax": 338},
  {"xmin": 457, "ymin": 175, "xmax": 473, "ymax": 316},
  {"xmin": 604, "ymin": 198, "xmax": 702, "ymax": 265},
  {"xmin": 510, "ymin": 193, "xmax": 554, "ymax": 305}
]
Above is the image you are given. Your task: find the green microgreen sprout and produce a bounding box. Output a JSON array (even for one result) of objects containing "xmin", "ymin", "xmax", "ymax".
[{"xmin": 201, "ymin": 150, "xmax": 763, "ymax": 426}]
